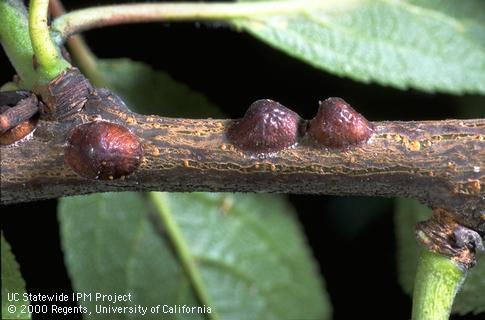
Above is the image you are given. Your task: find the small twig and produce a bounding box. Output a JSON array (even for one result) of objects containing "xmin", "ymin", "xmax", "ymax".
[
  {"xmin": 50, "ymin": 1, "xmax": 330, "ymax": 42},
  {"xmin": 28, "ymin": 0, "xmax": 70, "ymax": 82},
  {"xmin": 0, "ymin": 94, "xmax": 38, "ymax": 134},
  {"xmin": 416, "ymin": 208, "xmax": 484, "ymax": 268}
]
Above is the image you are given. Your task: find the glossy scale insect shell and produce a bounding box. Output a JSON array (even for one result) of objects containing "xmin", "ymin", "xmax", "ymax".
[
  {"xmin": 308, "ymin": 97, "xmax": 374, "ymax": 148},
  {"xmin": 65, "ymin": 121, "xmax": 142, "ymax": 179},
  {"xmin": 0, "ymin": 117, "xmax": 38, "ymax": 145},
  {"xmin": 227, "ymin": 99, "xmax": 302, "ymax": 154}
]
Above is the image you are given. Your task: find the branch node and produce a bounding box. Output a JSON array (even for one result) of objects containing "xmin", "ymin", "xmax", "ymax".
[
  {"xmin": 415, "ymin": 208, "xmax": 484, "ymax": 269},
  {"xmin": 36, "ymin": 67, "xmax": 93, "ymax": 120}
]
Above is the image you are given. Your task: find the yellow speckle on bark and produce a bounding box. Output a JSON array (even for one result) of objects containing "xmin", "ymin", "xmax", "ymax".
[
  {"xmin": 408, "ymin": 141, "xmax": 421, "ymax": 151},
  {"xmin": 467, "ymin": 180, "xmax": 481, "ymax": 194},
  {"xmin": 151, "ymin": 147, "xmax": 160, "ymax": 157},
  {"xmin": 126, "ymin": 117, "xmax": 136, "ymax": 125}
]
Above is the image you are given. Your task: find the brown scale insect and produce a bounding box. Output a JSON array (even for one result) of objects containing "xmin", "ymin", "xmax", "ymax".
[
  {"xmin": 308, "ymin": 97, "xmax": 374, "ymax": 148},
  {"xmin": 65, "ymin": 121, "xmax": 142, "ymax": 180},
  {"xmin": 227, "ymin": 99, "xmax": 302, "ymax": 154},
  {"xmin": 0, "ymin": 91, "xmax": 39, "ymax": 145},
  {"xmin": 0, "ymin": 116, "xmax": 38, "ymax": 145}
]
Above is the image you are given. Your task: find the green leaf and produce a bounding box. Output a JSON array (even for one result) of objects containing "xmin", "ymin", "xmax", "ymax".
[
  {"xmin": 234, "ymin": 0, "xmax": 485, "ymax": 94},
  {"xmin": 453, "ymin": 259, "xmax": 485, "ymax": 315},
  {"xmin": 1, "ymin": 232, "xmax": 30, "ymax": 320},
  {"xmin": 96, "ymin": 58, "xmax": 223, "ymax": 117},
  {"xmin": 59, "ymin": 193, "xmax": 331, "ymax": 320},
  {"xmin": 407, "ymin": 0, "xmax": 485, "ymax": 29},
  {"xmin": 394, "ymin": 198, "xmax": 431, "ymax": 295},
  {"xmin": 58, "ymin": 193, "xmax": 202, "ymax": 320},
  {"xmin": 394, "ymin": 198, "xmax": 485, "ymax": 315}
]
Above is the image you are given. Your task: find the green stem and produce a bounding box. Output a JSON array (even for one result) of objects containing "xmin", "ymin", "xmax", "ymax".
[
  {"xmin": 29, "ymin": 0, "xmax": 70, "ymax": 83},
  {"xmin": 0, "ymin": 0, "xmax": 37, "ymax": 89},
  {"xmin": 149, "ymin": 192, "xmax": 220, "ymax": 320},
  {"xmin": 51, "ymin": 1, "xmax": 326, "ymax": 42},
  {"xmin": 412, "ymin": 250, "xmax": 467, "ymax": 320},
  {"xmin": 49, "ymin": 0, "xmax": 106, "ymax": 87}
]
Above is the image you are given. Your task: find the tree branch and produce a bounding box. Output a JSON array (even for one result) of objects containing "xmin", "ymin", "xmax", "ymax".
[{"xmin": 1, "ymin": 91, "xmax": 483, "ymax": 234}]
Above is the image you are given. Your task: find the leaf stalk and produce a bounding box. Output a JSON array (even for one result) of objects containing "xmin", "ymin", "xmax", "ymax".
[
  {"xmin": 0, "ymin": 0, "xmax": 37, "ymax": 88},
  {"xmin": 29, "ymin": 0, "xmax": 70, "ymax": 83},
  {"xmin": 412, "ymin": 250, "xmax": 466, "ymax": 320},
  {"xmin": 51, "ymin": 1, "xmax": 326, "ymax": 43}
]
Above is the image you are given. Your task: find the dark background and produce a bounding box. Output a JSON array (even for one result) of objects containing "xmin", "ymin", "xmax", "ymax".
[{"xmin": 2, "ymin": 1, "xmax": 484, "ymax": 319}]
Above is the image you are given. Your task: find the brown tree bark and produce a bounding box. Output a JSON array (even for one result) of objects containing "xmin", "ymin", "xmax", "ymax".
[{"xmin": 1, "ymin": 90, "xmax": 484, "ymax": 233}]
